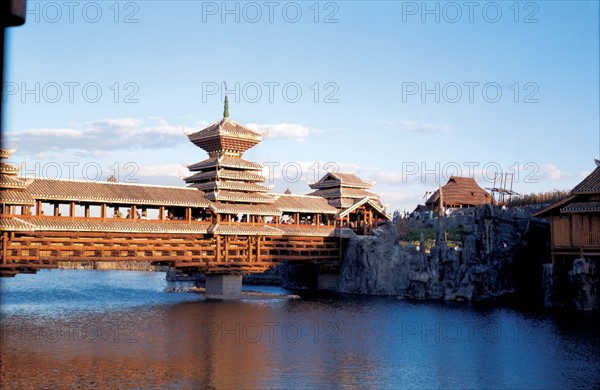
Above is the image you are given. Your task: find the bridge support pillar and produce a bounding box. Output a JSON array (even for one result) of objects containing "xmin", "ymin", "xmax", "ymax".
[{"xmin": 205, "ymin": 274, "xmax": 242, "ymax": 299}]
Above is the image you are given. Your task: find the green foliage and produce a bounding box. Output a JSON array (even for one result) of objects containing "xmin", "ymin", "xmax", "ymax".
[
  {"xmin": 399, "ymin": 226, "xmax": 465, "ymax": 250},
  {"xmin": 224, "ymin": 95, "xmax": 229, "ymax": 118}
]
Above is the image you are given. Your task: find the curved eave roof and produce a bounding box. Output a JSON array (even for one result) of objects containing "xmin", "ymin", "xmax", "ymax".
[
  {"xmin": 187, "ymin": 118, "xmax": 263, "ymax": 143},
  {"xmin": 187, "ymin": 156, "xmax": 263, "ymax": 171},
  {"xmin": 337, "ymin": 197, "xmax": 391, "ymax": 220},
  {"xmin": 0, "ymin": 148, "xmax": 17, "ymax": 159},
  {"xmin": 272, "ymin": 194, "xmax": 339, "ymax": 214},
  {"xmin": 25, "ymin": 178, "xmax": 212, "ymax": 207},
  {"xmin": 190, "ymin": 180, "xmax": 269, "ymax": 193}
]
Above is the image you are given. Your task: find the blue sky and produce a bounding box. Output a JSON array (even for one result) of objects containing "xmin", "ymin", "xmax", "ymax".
[{"xmin": 2, "ymin": 0, "xmax": 599, "ymax": 212}]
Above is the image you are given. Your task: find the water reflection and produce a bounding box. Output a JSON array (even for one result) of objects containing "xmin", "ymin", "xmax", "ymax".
[{"xmin": 1, "ymin": 270, "xmax": 599, "ymax": 389}]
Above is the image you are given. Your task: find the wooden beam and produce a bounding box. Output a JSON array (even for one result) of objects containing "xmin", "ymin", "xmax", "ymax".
[{"xmin": 2, "ymin": 232, "xmax": 8, "ymax": 264}]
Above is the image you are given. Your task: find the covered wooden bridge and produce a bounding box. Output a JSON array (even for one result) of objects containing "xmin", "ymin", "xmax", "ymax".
[{"xmin": 0, "ymin": 105, "xmax": 390, "ymax": 293}]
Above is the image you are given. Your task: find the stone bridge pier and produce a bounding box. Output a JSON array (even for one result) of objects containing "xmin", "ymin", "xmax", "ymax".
[{"xmin": 205, "ymin": 274, "xmax": 243, "ymax": 299}]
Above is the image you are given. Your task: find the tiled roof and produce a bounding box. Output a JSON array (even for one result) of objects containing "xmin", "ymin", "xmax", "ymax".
[
  {"xmin": 0, "ymin": 175, "xmax": 30, "ymax": 189},
  {"xmin": 184, "ymin": 169, "xmax": 265, "ymax": 183},
  {"xmin": 0, "ymin": 189, "xmax": 35, "ymax": 204},
  {"xmin": 327, "ymin": 198, "xmax": 355, "ymax": 209},
  {"xmin": 560, "ymin": 201, "xmax": 600, "ymax": 213},
  {"xmin": 309, "ymin": 172, "xmax": 372, "ymax": 189},
  {"xmin": 0, "ymin": 148, "xmax": 17, "ymax": 159},
  {"xmin": 187, "ymin": 118, "xmax": 263, "ymax": 155},
  {"xmin": 572, "ymin": 166, "xmax": 600, "ymax": 194},
  {"xmin": 204, "ymin": 190, "xmax": 274, "ymax": 203},
  {"xmin": 337, "ymin": 197, "xmax": 391, "ymax": 219},
  {"xmin": 276, "ymin": 225, "xmax": 338, "ymax": 237},
  {"xmin": 307, "ymin": 187, "xmax": 377, "ymax": 200},
  {"xmin": 24, "ymin": 178, "xmax": 212, "ymax": 207},
  {"xmin": 209, "ymin": 203, "xmax": 281, "ymax": 216},
  {"xmin": 8, "ymin": 217, "xmax": 211, "ymax": 234},
  {"xmin": 188, "ymin": 118, "xmax": 263, "ymax": 142},
  {"xmin": 533, "ymin": 194, "xmax": 577, "ymax": 218},
  {"xmin": 191, "ymin": 180, "xmax": 269, "ymax": 193},
  {"xmin": 0, "ymin": 217, "xmax": 35, "ymax": 231},
  {"xmin": 426, "ymin": 176, "xmax": 491, "ymax": 207},
  {"xmin": 1, "ymin": 162, "xmax": 19, "ymax": 174},
  {"xmin": 272, "ymin": 194, "xmax": 339, "ymax": 214},
  {"xmin": 187, "ymin": 156, "xmax": 263, "ymax": 171},
  {"xmin": 208, "ymin": 223, "xmax": 281, "ymax": 236}
]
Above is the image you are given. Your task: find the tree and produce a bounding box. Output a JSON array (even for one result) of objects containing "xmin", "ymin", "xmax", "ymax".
[{"xmin": 223, "ymin": 95, "xmax": 229, "ymax": 118}]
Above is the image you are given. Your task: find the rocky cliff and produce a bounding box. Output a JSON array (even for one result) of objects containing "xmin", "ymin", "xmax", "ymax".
[{"xmin": 338, "ymin": 205, "xmax": 550, "ymax": 304}]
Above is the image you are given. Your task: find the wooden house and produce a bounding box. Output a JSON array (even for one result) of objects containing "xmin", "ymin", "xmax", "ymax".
[{"xmin": 534, "ymin": 164, "xmax": 600, "ymax": 263}]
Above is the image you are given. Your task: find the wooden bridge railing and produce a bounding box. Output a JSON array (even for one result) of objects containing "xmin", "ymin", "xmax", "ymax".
[{"xmin": 583, "ymin": 232, "xmax": 600, "ymax": 247}]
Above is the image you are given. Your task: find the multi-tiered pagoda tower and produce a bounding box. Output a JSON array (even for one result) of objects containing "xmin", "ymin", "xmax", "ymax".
[
  {"xmin": 184, "ymin": 98, "xmax": 274, "ymax": 209},
  {"xmin": 0, "ymin": 148, "xmax": 34, "ymax": 213}
]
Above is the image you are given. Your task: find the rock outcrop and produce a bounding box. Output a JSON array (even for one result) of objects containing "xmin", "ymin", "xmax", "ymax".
[{"xmin": 338, "ymin": 205, "xmax": 550, "ymax": 303}]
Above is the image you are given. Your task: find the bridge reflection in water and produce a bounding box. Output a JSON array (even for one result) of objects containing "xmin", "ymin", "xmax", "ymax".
[{"xmin": 2, "ymin": 270, "xmax": 599, "ymax": 389}]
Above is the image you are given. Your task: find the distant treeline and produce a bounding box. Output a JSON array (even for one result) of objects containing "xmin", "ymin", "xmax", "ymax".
[{"xmin": 504, "ymin": 190, "xmax": 570, "ymax": 207}]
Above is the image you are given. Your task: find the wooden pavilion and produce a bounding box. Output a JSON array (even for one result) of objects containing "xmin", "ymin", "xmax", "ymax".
[
  {"xmin": 426, "ymin": 176, "xmax": 491, "ymax": 211},
  {"xmin": 534, "ymin": 163, "xmax": 600, "ymax": 263}
]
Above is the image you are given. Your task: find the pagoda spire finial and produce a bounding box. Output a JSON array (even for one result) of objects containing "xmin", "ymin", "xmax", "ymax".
[{"xmin": 223, "ymin": 95, "xmax": 229, "ymax": 118}]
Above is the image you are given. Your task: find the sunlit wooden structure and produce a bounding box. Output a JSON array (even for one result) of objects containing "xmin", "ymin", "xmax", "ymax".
[
  {"xmin": 535, "ymin": 163, "xmax": 600, "ymax": 263},
  {"xmin": 426, "ymin": 176, "xmax": 491, "ymax": 211},
  {"xmin": 0, "ymin": 106, "xmax": 390, "ymax": 278}
]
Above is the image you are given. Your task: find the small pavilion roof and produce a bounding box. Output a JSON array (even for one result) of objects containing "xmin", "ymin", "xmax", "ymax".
[
  {"xmin": 337, "ymin": 197, "xmax": 391, "ymax": 220},
  {"xmin": 187, "ymin": 118, "xmax": 263, "ymax": 155},
  {"xmin": 426, "ymin": 176, "xmax": 491, "ymax": 207},
  {"xmin": 307, "ymin": 187, "xmax": 378, "ymax": 200},
  {"xmin": 271, "ymin": 194, "xmax": 339, "ymax": 214},
  {"xmin": 309, "ymin": 172, "xmax": 373, "ymax": 190}
]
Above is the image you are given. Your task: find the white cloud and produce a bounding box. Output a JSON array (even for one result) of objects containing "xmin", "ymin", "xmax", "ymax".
[
  {"xmin": 246, "ymin": 122, "xmax": 313, "ymax": 142},
  {"xmin": 380, "ymin": 119, "xmax": 451, "ymax": 134},
  {"xmin": 12, "ymin": 128, "xmax": 84, "ymax": 138},
  {"xmin": 5, "ymin": 117, "xmax": 193, "ymax": 156},
  {"xmin": 91, "ymin": 118, "xmax": 141, "ymax": 128},
  {"xmin": 136, "ymin": 164, "xmax": 189, "ymax": 178},
  {"xmin": 544, "ymin": 164, "xmax": 570, "ymax": 181}
]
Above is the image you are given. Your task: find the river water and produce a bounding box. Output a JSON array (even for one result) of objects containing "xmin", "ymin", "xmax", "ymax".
[{"xmin": 1, "ymin": 270, "xmax": 599, "ymax": 389}]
